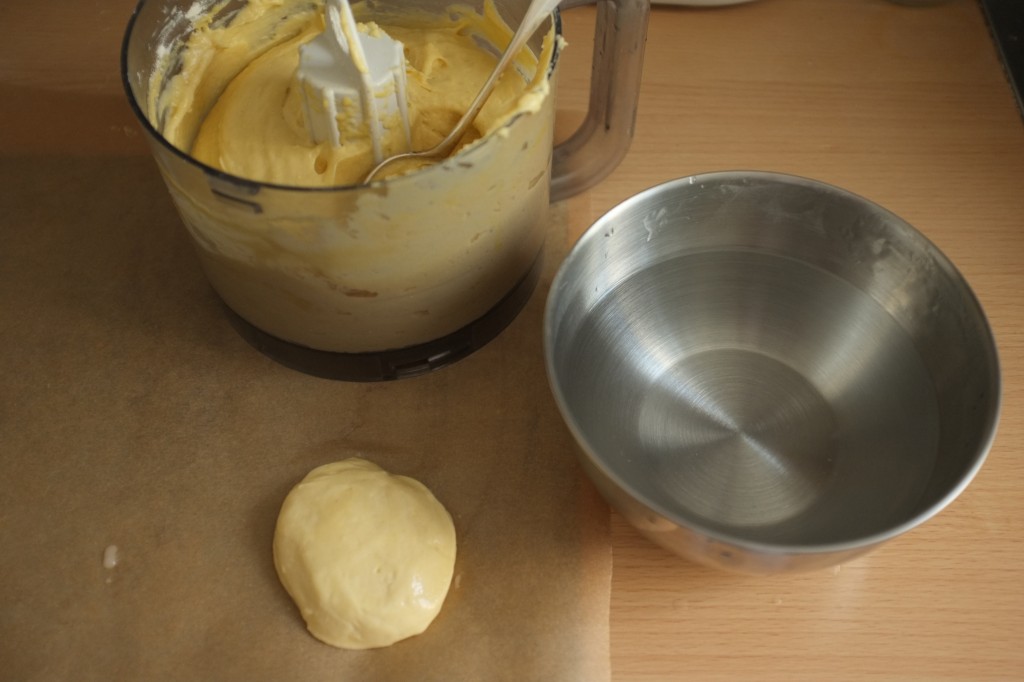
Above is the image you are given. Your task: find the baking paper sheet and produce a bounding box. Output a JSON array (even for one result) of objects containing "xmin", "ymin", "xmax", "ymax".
[{"xmin": 0, "ymin": 155, "xmax": 610, "ymax": 682}]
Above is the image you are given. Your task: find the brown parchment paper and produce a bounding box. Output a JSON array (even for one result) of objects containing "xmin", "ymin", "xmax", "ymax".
[{"xmin": 0, "ymin": 155, "xmax": 610, "ymax": 682}]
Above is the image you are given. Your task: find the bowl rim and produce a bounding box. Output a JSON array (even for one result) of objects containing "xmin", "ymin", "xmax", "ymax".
[
  {"xmin": 119, "ymin": 0, "xmax": 564, "ymax": 194},
  {"xmin": 543, "ymin": 169, "xmax": 1002, "ymax": 556}
]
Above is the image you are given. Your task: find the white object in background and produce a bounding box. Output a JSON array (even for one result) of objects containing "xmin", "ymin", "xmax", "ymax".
[
  {"xmin": 297, "ymin": 0, "xmax": 411, "ymax": 163},
  {"xmin": 102, "ymin": 544, "xmax": 119, "ymax": 569}
]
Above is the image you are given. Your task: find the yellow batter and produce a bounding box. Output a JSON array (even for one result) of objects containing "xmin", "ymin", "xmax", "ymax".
[
  {"xmin": 145, "ymin": 0, "xmax": 558, "ymax": 354},
  {"xmin": 154, "ymin": 0, "xmax": 550, "ymax": 186}
]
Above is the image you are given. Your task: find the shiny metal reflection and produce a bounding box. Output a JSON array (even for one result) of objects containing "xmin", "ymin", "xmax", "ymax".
[{"xmin": 544, "ymin": 171, "xmax": 1000, "ymax": 573}]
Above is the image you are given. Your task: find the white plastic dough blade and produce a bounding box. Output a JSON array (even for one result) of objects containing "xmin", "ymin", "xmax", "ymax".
[{"xmin": 298, "ymin": 0, "xmax": 411, "ymax": 163}]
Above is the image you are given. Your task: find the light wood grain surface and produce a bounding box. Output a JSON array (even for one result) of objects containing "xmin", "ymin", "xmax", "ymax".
[
  {"xmin": 560, "ymin": 2, "xmax": 1024, "ymax": 680},
  {"xmin": 2, "ymin": 0, "xmax": 1023, "ymax": 680}
]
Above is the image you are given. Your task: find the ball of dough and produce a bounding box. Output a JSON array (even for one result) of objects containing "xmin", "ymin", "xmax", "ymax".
[{"xmin": 273, "ymin": 458, "xmax": 457, "ymax": 649}]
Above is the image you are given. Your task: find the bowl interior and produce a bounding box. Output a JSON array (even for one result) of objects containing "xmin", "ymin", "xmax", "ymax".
[{"xmin": 546, "ymin": 172, "xmax": 999, "ymax": 548}]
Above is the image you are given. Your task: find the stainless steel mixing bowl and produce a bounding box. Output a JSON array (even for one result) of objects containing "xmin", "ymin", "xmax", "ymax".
[{"xmin": 544, "ymin": 171, "xmax": 1000, "ymax": 573}]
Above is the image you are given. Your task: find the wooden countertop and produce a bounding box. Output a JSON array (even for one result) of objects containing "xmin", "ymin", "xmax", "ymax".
[
  {"xmin": 556, "ymin": 2, "xmax": 1024, "ymax": 679},
  {"xmin": 2, "ymin": 0, "xmax": 1023, "ymax": 680}
]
